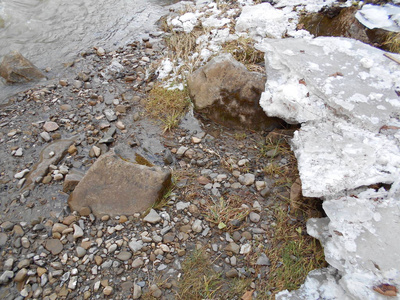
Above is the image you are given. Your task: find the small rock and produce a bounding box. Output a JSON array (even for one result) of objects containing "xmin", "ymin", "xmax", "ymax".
[
  {"xmin": 131, "ymin": 258, "xmax": 144, "ymax": 269},
  {"xmin": 116, "ymin": 251, "xmax": 132, "ymax": 261},
  {"xmin": 129, "ymin": 239, "xmax": 143, "ymax": 253},
  {"xmin": 226, "ymin": 268, "xmax": 239, "ymax": 278},
  {"xmin": 192, "ymin": 219, "xmax": 203, "ymax": 233},
  {"xmin": 14, "ymin": 169, "xmax": 30, "ymax": 179},
  {"xmin": 0, "ymin": 271, "xmax": 14, "ymax": 284},
  {"xmin": 73, "ymin": 224, "xmax": 84, "ymax": 239},
  {"xmin": 225, "ymin": 242, "xmax": 240, "ymax": 254},
  {"xmin": 43, "ymin": 121, "xmax": 59, "ymax": 132},
  {"xmin": 256, "ymin": 254, "xmax": 271, "ymax": 266},
  {"xmin": 143, "ymin": 209, "xmax": 161, "ymax": 224},
  {"xmin": 14, "ymin": 268, "xmax": 28, "ymax": 282},
  {"xmin": 40, "ymin": 132, "xmax": 51, "ymax": 142},
  {"xmin": 103, "ymin": 286, "xmax": 113, "ymax": 295},
  {"xmin": 96, "ymin": 47, "xmax": 106, "ymax": 56},
  {"xmin": 133, "ymin": 283, "xmax": 142, "ymax": 299},
  {"xmin": 45, "ymin": 239, "xmax": 63, "ymax": 255},
  {"xmin": 249, "ymin": 212, "xmax": 260, "ymax": 223},
  {"xmin": 76, "ymin": 246, "xmax": 86, "ymax": 258},
  {"xmin": 239, "ymin": 173, "xmax": 255, "ymax": 186},
  {"xmin": 14, "ymin": 148, "xmax": 23, "ymax": 157},
  {"xmin": 150, "ymin": 284, "xmax": 162, "ymax": 298}
]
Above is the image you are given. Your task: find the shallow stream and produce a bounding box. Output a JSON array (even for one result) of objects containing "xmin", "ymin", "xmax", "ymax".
[{"xmin": 0, "ymin": 0, "xmax": 175, "ymax": 103}]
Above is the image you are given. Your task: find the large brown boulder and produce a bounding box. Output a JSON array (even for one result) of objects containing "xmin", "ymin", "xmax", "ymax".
[
  {"xmin": 0, "ymin": 51, "xmax": 45, "ymax": 84},
  {"xmin": 68, "ymin": 151, "xmax": 171, "ymax": 217},
  {"xmin": 187, "ymin": 53, "xmax": 283, "ymax": 130}
]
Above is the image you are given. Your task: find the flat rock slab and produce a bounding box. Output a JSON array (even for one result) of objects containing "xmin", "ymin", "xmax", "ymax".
[
  {"xmin": 23, "ymin": 139, "xmax": 75, "ymax": 191},
  {"xmin": 68, "ymin": 150, "xmax": 171, "ymax": 217},
  {"xmin": 0, "ymin": 51, "xmax": 45, "ymax": 84}
]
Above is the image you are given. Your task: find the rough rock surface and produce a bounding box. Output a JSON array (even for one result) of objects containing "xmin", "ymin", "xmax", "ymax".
[
  {"xmin": 68, "ymin": 150, "xmax": 171, "ymax": 217},
  {"xmin": 259, "ymin": 37, "xmax": 400, "ymax": 197},
  {"xmin": 259, "ymin": 37, "xmax": 400, "ymax": 299},
  {"xmin": 187, "ymin": 53, "xmax": 282, "ymax": 130},
  {"xmin": 0, "ymin": 51, "xmax": 45, "ymax": 84}
]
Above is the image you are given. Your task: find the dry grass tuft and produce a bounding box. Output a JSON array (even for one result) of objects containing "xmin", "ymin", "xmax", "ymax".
[
  {"xmin": 382, "ymin": 32, "xmax": 400, "ymax": 54},
  {"xmin": 222, "ymin": 37, "xmax": 265, "ymax": 71},
  {"xmin": 177, "ymin": 248, "xmax": 223, "ymax": 300},
  {"xmin": 202, "ymin": 196, "xmax": 251, "ymax": 231},
  {"xmin": 145, "ymin": 84, "xmax": 191, "ymax": 132},
  {"xmin": 256, "ymin": 200, "xmax": 326, "ymax": 299}
]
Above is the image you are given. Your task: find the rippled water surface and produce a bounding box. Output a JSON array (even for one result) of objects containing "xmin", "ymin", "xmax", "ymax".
[{"xmin": 0, "ymin": 0, "xmax": 175, "ymax": 101}]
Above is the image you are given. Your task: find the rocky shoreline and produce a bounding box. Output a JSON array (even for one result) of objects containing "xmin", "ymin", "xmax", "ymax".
[
  {"xmin": 1, "ymin": 0, "xmax": 400, "ymax": 299},
  {"xmin": 0, "ymin": 19, "xmax": 304, "ymax": 299}
]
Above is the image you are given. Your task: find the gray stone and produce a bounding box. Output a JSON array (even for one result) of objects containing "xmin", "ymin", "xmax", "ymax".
[
  {"xmin": 131, "ymin": 258, "xmax": 144, "ymax": 269},
  {"xmin": 225, "ymin": 242, "xmax": 240, "ymax": 254},
  {"xmin": 238, "ymin": 173, "xmax": 255, "ymax": 186},
  {"xmin": 1, "ymin": 221, "xmax": 14, "ymax": 231},
  {"xmin": 4, "ymin": 258, "xmax": 14, "ymax": 270},
  {"xmin": 187, "ymin": 53, "xmax": 280, "ymax": 130},
  {"xmin": 0, "ymin": 51, "xmax": 45, "ymax": 84},
  {"xmin": 192, "ymin": 219, "xmax": 203, "ymax": 233},
  {"xmin": 116, "ymin": 251, "xmax": 132, "ymax": 261},
  {"xmin": 0, "ymin": 233, "xmax": 8, "ymax": 246},
  {"xmin": 249, "ymin": 212, "xmax": 260, "ymax": 223},
  {"xmin": 129, "ymin": 239, "xmax": 143, "ymax": 253},
  {"xmin": 63, "ymin": 170, "xmax": 84, "ymax": 193},
  {"xmin": 256, "ymin": 254, "xmax": 271, "ymax": 266},
  {"xmin": 143, "ymin": 209, "xmax": 161, "ymax": 224},
  {"xmin": 0, "ymin": 271, "xmax": 14, "ymax": 284},
  {"xmin": 225, "ymin": 268, "xmax": 238, "ymax": 278},
  {"xmin": 73, "ymin": 224, "xmax": 83, "ymax": 239},
  {"xmin": 76, "ymin": 246, "xmax": 86, "ymax": 258},
  {"xmin": 68, "ymin": 150, "xmax": 171, "ymax": 217},
  {"xmin": 133, "ymin": 283, "xmax": 142, "ymax": 299},
  {"xmin": 43, "ymin": 121, "xmax": 59, "ymax": 132},
  {"xmin": 45, "ymin": 239, "xmax": 63, "ymax": 255}
]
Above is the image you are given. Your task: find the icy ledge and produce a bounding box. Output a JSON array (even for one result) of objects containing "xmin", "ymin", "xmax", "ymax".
[{"xmin": 257, "ymin": 37, "xmax": 400, "ymax": 299}]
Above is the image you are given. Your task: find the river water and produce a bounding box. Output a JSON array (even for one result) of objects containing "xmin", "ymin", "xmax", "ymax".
[{"xmin": 0, "ymin": 0, "xmax": 176, "ymax": 102}]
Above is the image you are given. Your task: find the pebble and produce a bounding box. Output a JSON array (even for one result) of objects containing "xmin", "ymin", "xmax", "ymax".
[
  {"xmin": 133, "ymin": 283, "xmax": 142, "ymax": 299},
  {"xmin": 45, "ymin": 239, "xmax": 63, "ymax": 255},
  {"xmin": 249, "ymin": 212, "xmax": 261, "ymax": 223},
  {"xmin": 225, "ymin": 242, "xmax": 240, "ymax": 254},
  {"xmin": 43, "ymin": 121, "xmax": 59, "ymax": 132},
  {"xmin": 14, "ymin": 169, "xmax": 30, "ymax": 179},
  {"xmin": 256, "ymin": 254, "xmax": 271, "ymax": 266},
  {"xmin": 239, "ymin": 173, "xmax": 255, "ymax": 186},
  {"xmin": 143, "ymin": 209, "xmax": 161, "ymax": 224},
  {"xmin": 117, "ymin": 251, "xmax": 132, "ymax": 261},
  {"xmin": 40, "ymin": 132, "xmax": 51, "ymax": 142},
  {"xmin": 73, "ymin": 224, "xmax": 84, "ymax": 239},
  {"xmin": 226, "ymin": 268, "xmax": 239, "ymax": 278},
  {"xmin": 129, "ymin": 239, "xmax": 143, "ymax": 253},
  {"xmin": 103, "ymin": 286, "xmax": 113, "ymax": 295},
  {"xmin": 192, "ymin": 219, "xmax": 203, "ymax": 233},
  {"xmin": 14, "ymin": 148, "xmax": 23, "ymax": 157},
  {"xmin": 131, "ymin": 258, "xmax": 144, "ymax": 269}
]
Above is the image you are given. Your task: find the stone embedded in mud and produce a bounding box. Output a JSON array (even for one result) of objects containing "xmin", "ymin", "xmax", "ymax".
[
  {"xmin": 68, "ymin": 150, "xmax": 171, "ymax": 217},
  {"xmin": 0, "ymin": 51, "xmax": 45, "ymax": 84},
  {"xmin": 187, "ymin": 53, "xmax": 283, "ymax": 131},
  {"xmin": 23, "ymin": 139, "xmax": 75, "ymax": 191}
]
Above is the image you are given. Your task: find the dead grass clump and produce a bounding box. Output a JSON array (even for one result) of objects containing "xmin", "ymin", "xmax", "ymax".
[
  {"xmin": 222, "ymin": 37, "xmax": 265, "ymax": 71},
  {"xmin": 382, "ymin": 32, "xmax": 400, "ymax": 54},
  {"xmin": 145, "ymin": 84, "xmax": 191, "ymax": 132},
  {"xmin": 177, "ymin": 248, "xmax": 222, "ymax": 300},
  {"xmin": 202, "ymin": 196, "xmax": 251, "ymax": 231},
  {"xmin": 257, "ymin": 201, "xmax": 326, "ymax": 299}
]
